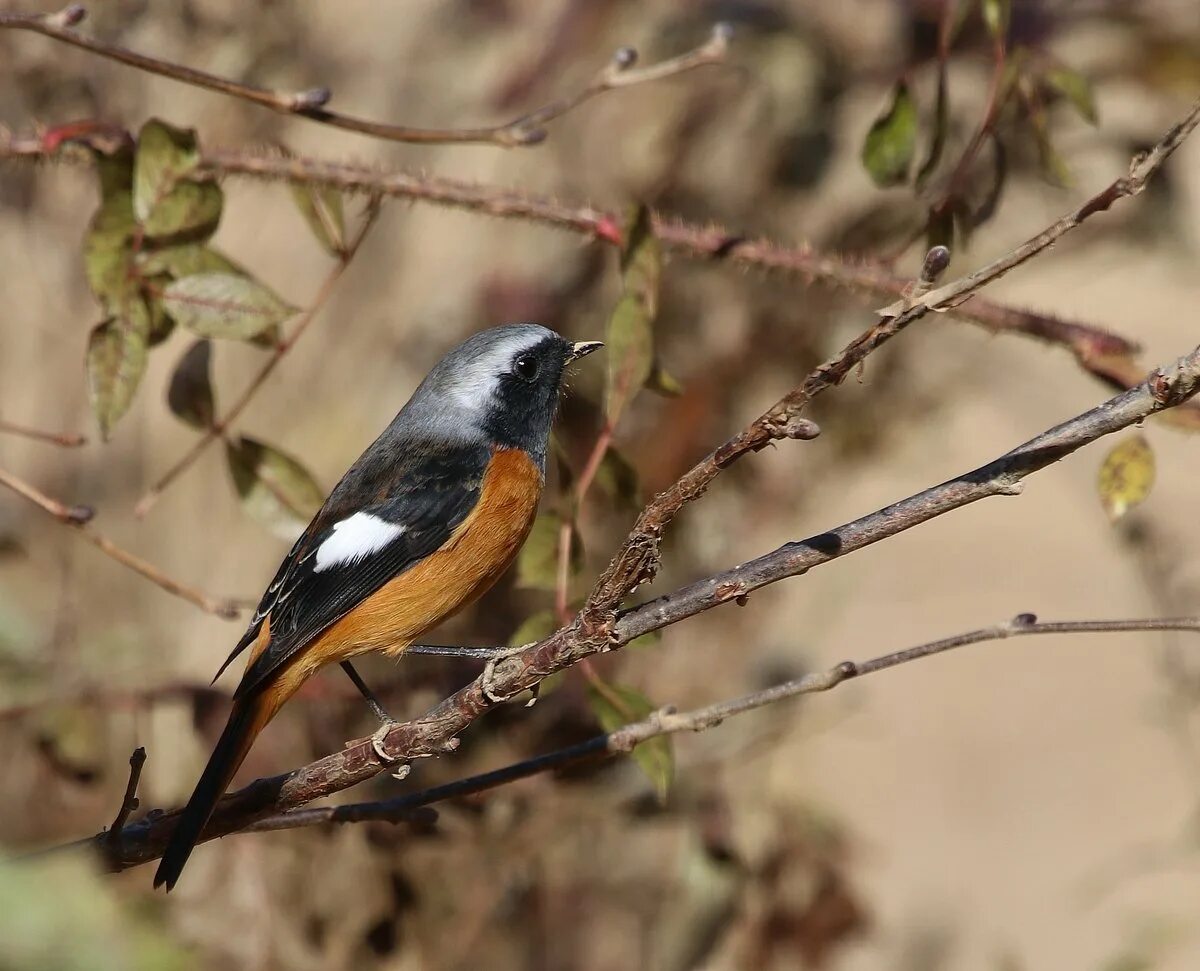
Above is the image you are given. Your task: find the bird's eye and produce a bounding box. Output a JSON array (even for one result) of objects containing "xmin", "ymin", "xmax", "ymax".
[{"xmin": 513, "ymin": 353, "xmax": 539, "ymax": 381}]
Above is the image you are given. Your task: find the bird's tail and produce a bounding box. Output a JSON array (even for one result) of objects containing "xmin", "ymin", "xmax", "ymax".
[{"xmin": 153, "ymin": 690, "xmax": 274, "ymax": 891}]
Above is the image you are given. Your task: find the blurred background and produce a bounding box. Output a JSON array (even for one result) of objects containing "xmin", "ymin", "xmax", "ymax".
[{"xmin": 3, "ymin": 0, "xmax": 1200, "ymax": 968}]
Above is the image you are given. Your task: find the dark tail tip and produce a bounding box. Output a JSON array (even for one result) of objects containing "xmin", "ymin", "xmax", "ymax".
[{"xmin": 153, "ymin": 700, "xmax": 258, "ymax": 892}]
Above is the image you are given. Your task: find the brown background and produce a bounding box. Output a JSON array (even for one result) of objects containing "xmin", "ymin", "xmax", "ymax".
[{"xmin": 2, "ymin": 1, "xmax": 1199, "ymax": 969}]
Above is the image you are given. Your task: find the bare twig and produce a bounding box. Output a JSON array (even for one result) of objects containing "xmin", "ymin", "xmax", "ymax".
[
  {"xmin": 53, "ymin": 336, "xmax": 1200, "ymax": 872},
  {"xmin": 242, "ymin": 613, "xmax": 1200, "ymax": 833},
  {"xmin": 0, "ymin": 466, "xmax": 240, "ymax": 618},
  {"xmin": 106, "ymin": 747, "xmax": 146, "ymax": 846},
  {"xmin": 0, "ymin": 418, "xmax": 86, "ymax": 447},
  {"xmin": 133, "ymin": 195, "xmax": 383, "ymax": 518},
  {"xmin": 0, "ymin": 7, "xmax": 729, "ymax": 147}
]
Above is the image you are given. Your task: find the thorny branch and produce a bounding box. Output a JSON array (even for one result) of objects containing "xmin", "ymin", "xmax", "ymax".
[
  {"xmin": 0, "ymin": 419, "xmax": 86, "ymax": 448},
  {"xmin": 132, "ymin": 195, "xmax": 384, "ymax": 518},
  {"xmin": 6, "ymin": 117, "xmax": 1195, "ymax": 425},
  {"xmin": 0, "ymin": 6, "xmax": 729, "ymax": 148},
  {"xmin": 33, "ymin": 93, "xmax": 1200, "ymax": 871},
  {"xmin": 105, "ymin": 747, "xmax": 146, "ymax": 848},
  {"xmin": 0, "ymin": 466, "xmax": 240, "ymax": 618},
  {"xmin": 239, "ymin": 613, "xmax": 1200, "ymax": 834}
]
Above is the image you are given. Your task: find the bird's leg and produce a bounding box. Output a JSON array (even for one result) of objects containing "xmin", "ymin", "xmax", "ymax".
[{"xmin": 340, "ymin": 660, "xmax": 395, "ymax": 725}]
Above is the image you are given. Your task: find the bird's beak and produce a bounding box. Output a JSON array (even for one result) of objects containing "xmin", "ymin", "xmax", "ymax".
[{"xmin": 568, "ymin": 340, "xmax": 603, "ymax": 362}]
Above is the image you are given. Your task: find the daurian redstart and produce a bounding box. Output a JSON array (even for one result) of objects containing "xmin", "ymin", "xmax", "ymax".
[{"xmin": 154, "ymin": 324, "xmax": 602, "ymax": 890}]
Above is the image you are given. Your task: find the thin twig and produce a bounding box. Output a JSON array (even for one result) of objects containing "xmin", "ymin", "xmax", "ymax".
[
  {"xmin": 133, "ymin": 195, "xmax": 383, "ymax": 518},
  {"xmin": 0, "ymin": 418, "xmax": 86, "ymax": 447},
  {"xmin": 106, "ymin": 747, "xmax": 146, "ymax": 846},
  {"xmin": 0, "ymin": 7, "xmax": 729, "ymax": 148},
  {"xmin": 0, "ymin": 466, "xmax": 240, "ymax": 618},
  {"xmin": 242, "ymin": 613, "xmax": 1200, "ymax": 832}
]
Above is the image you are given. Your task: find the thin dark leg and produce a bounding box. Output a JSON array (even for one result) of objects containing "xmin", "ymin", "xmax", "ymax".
[
  {"xmin": 340, "ymin": 661, "xmax": 394, "ymax": 724},
  {"xmin": 406, "ymin": 643, "xmax": 506, "ymax": 659}
]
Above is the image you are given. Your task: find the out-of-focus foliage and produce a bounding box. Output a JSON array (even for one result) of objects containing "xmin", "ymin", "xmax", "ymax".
[{"xmin": 3, "ymin": 1, "xmax": 1200, "ymax": 970}]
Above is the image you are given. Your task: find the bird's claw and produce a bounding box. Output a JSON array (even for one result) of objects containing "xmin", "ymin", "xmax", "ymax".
[
  {"xmin": 371, "ymin": 718, "xmax": 399, "ymax": 762},
  {"xmin": 481, "ymin": 642, "xmax": 535, "ymax": 704}
]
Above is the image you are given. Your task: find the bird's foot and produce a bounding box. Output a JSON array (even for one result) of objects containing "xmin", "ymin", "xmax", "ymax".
[
  {"xmin": 370, "ymin": 717, "xmax": 400, "ymax": 762},
  {"xmin": 481, "ymin": 642, "xmax": 536, "ymax": 704}
]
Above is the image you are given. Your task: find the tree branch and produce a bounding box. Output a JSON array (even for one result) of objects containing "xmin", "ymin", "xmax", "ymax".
[
  {"xmin": 54, "ymin": 334, "xmax": 1200, "ymax": 872},
  {"xmin": 0, "ymin": 466, "xmax": 241, "ymax": 618},
  {"xmin": 239, "ymin": 613, "xmax": 1200, "ymax": 834},
  {"xmin": 0, "ymin": 6, "xmax": 729, "ymax": 148},
  {"xmin": 132, "ymin": 195, "xmax": 383, "ymax": 518}
]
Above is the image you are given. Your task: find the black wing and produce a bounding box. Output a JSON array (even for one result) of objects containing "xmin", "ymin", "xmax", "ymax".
[{"xmin": 219, "ymin": 439, "xmax": 491, "ymax": 700}]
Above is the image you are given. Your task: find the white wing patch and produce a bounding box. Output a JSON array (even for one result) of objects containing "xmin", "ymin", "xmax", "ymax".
[{"xmin": 313, "ymin": 512, "xmax": 406, "ymax": 572}]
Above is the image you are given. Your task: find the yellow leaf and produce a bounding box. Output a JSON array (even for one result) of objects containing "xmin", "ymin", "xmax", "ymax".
[{"xmin": 1097, "ymin": 433, "xmax": 1155, "ymax": 522}]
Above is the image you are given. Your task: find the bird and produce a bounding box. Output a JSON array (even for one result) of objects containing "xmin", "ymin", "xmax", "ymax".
[{"xmin": 153, "ymin": 324, "xmax": 602, "ymax": 891}]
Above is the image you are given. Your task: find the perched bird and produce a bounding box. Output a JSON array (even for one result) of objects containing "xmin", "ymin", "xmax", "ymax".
[{"xmin": 154, "ymin": 324, "xmax": 602, "ymax": 890}]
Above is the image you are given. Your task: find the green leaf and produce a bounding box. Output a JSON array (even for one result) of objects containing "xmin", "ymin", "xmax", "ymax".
[
  {"xmin": 162, "ymin": 273, "xmax": 297, "ymax": 339},
  {"xmin": 137, "ymin": 243, "xmax": 244, "ymax": 279},
  {"xmin": 86, "ymin": 304, "xmax": 150, "ymax": 440},
  {"xmin": 605, "ymin": 205, "xmax": 660, "ymax": 424},
  {"xmin": 646, "ymin": 361, "xmax": 683, "ymax": 397},
  {"xmin": 587, "ymin": 680, "xmax": 674, "ymax": 802},
  {"xmin": 1097, "ymin": 433, "xmax": 1155, "ymax": 522},
  {"xmin": 594, "ymin": 446, "xmax": 641, "ymax": 512},
  {"xmin": 82, "ymin": 151, "xmax": 137, "ymax": 312},
  {"xmin": 167, "ymin": 339, "xmax": 216, "ymax": 430},
  {"xmin": 982, "ymin": 0, "xmax": 1010, "ymax": 39},
  {"xmin": 225, "ymin": 436, "xmax": 324, "ymax": 540},
  {"xmin": 861, "ymin": 81, "xmax": 918, "ymax": 187},
  {"xmin": 1043, "ymin": 63, "xmax": 1098, "ymax": 125},
  {"xmin": 290, "ymin": 181, "xmax": 346, "ymax": 256},
  {"xmin": 508, "ymin": 610, "xmax": 559, "ymax": 647},
  {"xmin": 133, "ymin": 119, "xmax": 222, "ymax": 242},
  {"xmin": 516, "ymin": 512, "xmax": 582, "ymax": 591}
]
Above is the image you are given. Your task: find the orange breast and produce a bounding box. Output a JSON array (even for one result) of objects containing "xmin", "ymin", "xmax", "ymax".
[{"xmin": 291, "ymin": 447, "xmax": 543, "ymax": 680}]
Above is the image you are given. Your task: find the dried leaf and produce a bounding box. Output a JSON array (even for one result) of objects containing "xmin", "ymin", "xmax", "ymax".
[
  {"xmin": 225, "ymin": 436, "xmax": 324, "ymax": 540},
  {"xmin": 290, "ymin": 182, "xmax": 346, "ymax": 256},
  {"xmin": 861, "ymin": 81, "xmax": 917, "ymax": 187},
  {"xmin": 167, "ymin": 340, "xmax": 216, "ymax": 430},
  {"xmin": 133, "ymin": 119, "xmax": 222, "ymax": 242},
  {"xmin": 587, "ymin": 680, "xmax": 674, "ymax": 802},
  {"xmin": 594, "ymin": 446, "xmax": 641, "ymax": 512},
  {"xmin": 1097, "ymin": 433, "xmax": 1155, "ymax": 522},
  {"xmin": 516, "ymin": 512, "xmax": 582, "ymax": 591},
  {"xmin": 605, "ymin": 205, "xmax": 660, "ymax": 424},
  {"xmin": 982, "ymin": 0, "xmax": 1010, "ymax": 39},
  {"xmin": 1044, "ymin": 63, "xmax": 1098, "ymax": 125},
  {"xmin": 163, "ymin": 273, "xmax": 297, "ymax": 340}
]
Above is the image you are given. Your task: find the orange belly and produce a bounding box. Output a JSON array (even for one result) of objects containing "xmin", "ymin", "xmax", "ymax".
[{"xmin": 250, "ymin": 447, "xmax": 543, "ymax": 705}]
